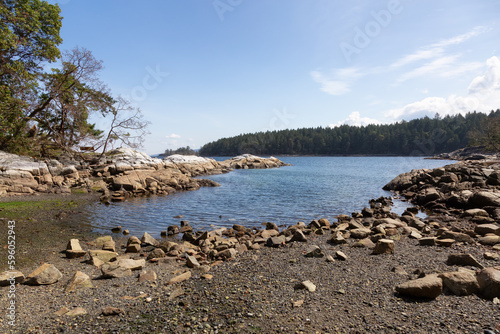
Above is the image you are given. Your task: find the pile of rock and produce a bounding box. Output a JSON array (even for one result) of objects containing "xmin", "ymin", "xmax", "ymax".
[{"xmin": 0, "ymin": 148, "xmax": 289, "ymax": 199}]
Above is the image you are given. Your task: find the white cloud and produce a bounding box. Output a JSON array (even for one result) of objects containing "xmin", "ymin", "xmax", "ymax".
[
  {"xmin": 310, "ymin": 67, "xmax": 363, "ymax": 96},
  {"xmin": 386, "ymin": 56, "xmax": 500, "ymax": 120},
  {"xmin": 165, "ymin": 133, "xmax": 181, "ymax": 139},
  {"xmin": 331, "ymin": 111, "xmax": 382, "ymax": 127}
]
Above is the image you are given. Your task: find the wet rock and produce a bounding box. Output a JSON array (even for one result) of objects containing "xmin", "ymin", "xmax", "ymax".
[
  {"xmin": 439, "ymin": 271, "xmax": 479, "ymax": 296},
  {"xmin": 476, "ymin": 267, "xmax": 500, "ymax": 299},
  {"xmin": 167, "ymin": 225, "xmax": 180, "ymax": 235},
  {"xmin": 446, "ymin": 253, "xmax": 483, "ymax": 268},
  {"xmin": 25, "ymin": 264, "xmax": 63, "ymax": 285},
  {"xmin": 65, "ymin": 271, "xmax": 93, "ymax": 293},
  {"xmin": 395, "ymin": 274, "xmax": 443, "ymax": 299},
  {"xmin": 372, "ymin": 239, "xmax": 395, "ymax": 255},
  {"xmin": 111, "ymin": 226, "xmax": 122, "ymax": 233}
]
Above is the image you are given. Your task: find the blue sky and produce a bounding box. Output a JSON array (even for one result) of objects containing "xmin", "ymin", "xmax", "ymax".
[{"xmin": 50, "ymin": 0, "xmax": 500, "ymax": 154}]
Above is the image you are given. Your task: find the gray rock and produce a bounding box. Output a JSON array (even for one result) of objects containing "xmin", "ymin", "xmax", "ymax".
[
  {"xmin": 474, "ymin": 224, "xmax": 500, "ymax": 236},
  {"xmin": 295, "ymin": 280, "xmax": 316, "ymax": 292},
  {"xmin": 350, "ymin": 228, "xmax": 371, "ymax": 239},
  {"xmin": 25, "ymin": 263, "xmax": 63, "ymax": 285},
  {"xmin": 478, "ymin": 235, "xmax": 500, "ymax": 246},
  {"xmin": 88, "ymin": 250, "xmax": 118, "ymax": 263},
  {"xmin": 218, "ymin": 248, "xmax": 237, "ymax": 260},
  {"xmin": 186, "ymin": 255, "xmax": 201, "ymax": 268},
  {"xmin": 335, "ymin": 251, "xmax": 348, "ymax": 261},
  {"xmin": 289, "ymin": 230, "xmax": 307, "ymax": 242},
  {"xmin": 266, "ymin": 235, "xmax": 286, "ymax": 248},
  {"xmin": 101, "ymin": 263, "xmax": 133, "ymax": 278},
  {"xmin": 138, "ymin": 269, "xmax": 157, "ymax": 283},
  {"xmin": 147, "ymin": 248, "xmax": 166, "ymax": 260},
  {"xmin": 329, "ymin": 231, "xmax": 347, "ymax": 244}
]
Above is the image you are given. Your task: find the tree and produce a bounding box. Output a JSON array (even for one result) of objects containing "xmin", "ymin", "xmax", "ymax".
[
  {"xmin": 0, "ymin": 0, "xmax": 62, "ymax": 152},
  {"xmin": 97, "ymin": 97, "xmax": 151, "ymax": 157},
  {"xmin": 469, "ymin": 110, "xmax": 500, "ymax": 151}
]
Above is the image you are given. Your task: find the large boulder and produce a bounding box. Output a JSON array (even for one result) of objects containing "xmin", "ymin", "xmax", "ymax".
[
  {"xmin": 469, "ymin": 191, "xmax": 500, "ymax": 208},
  {"xmin": 439, "ymin": 271, "xmax": 479, "ymax": 296}
]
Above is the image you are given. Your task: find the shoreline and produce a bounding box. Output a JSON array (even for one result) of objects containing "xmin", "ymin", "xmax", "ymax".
[{"xmin": 0, "ymin": 155, "xmax": 499, "ymax": 332}]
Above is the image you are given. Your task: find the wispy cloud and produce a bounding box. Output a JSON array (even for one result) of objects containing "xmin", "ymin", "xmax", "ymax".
[
  {"xmin": 310, "ymin": 67, "xmax": 363, "ymax": 96},
  {"xmin": 165, "ymin": 133, "xmax": 181, "ymax": 139},
  {"xmin": 386, "ymin": 56, "xmax": 500, "ymax": 120}
]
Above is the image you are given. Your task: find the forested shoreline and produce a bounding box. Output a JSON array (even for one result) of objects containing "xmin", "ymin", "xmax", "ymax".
[{"xmin": 199, "ymin": 111, "xmax": 500, "ymax": 157}]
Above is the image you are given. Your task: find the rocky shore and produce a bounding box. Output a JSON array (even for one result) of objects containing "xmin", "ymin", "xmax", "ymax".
[
  {"xmin": 0, "ymin": 148, "xmax": 289, "ymax": 201},
  {"xmin": 0, "ymin": 153, "xmax": 499, "ymax": 333}
]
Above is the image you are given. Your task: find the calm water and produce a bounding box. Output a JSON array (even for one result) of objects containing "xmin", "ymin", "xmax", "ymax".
[{"xmin": 85, "ymin": 157, "xmax": 453, "ymax": 238}]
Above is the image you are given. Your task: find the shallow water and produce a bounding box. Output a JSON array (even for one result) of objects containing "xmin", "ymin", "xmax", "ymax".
[{"xmin": 85, "ymin": 156, "xmax": 453, "ymax": 238}]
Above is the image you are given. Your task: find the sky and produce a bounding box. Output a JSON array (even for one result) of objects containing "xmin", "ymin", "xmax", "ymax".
[{"xmin": 49, "ymin": 0, "xmax": 500, "ymax": 155}]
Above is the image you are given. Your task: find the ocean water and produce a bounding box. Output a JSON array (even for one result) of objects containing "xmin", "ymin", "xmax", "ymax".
[{"xmin": 85, "ymin": 157, "xmax": 453, "ymax": 238}]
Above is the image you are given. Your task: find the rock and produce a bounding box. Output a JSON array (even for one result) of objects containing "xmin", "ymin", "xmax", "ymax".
[
  {"xmin": 318, "ymin": 218, "xmax": 331, "ymax": 229},
  {"xmin": 201, "ymin": 274, "xmax": 213, "ymax": 280},
  {"xmin": 463, "ymin": 208, "xmax": 489, "ymax": 217},
  {"xmin": 350, "ymin": 228, "xmax": 371, "ymax": 239},
  {"xmin": 65, "ymin": 271, "xmax": 93, "ymax": 293},
  {"xmin": 0, "ymin": 270, "xmax": 25, "ymax": 286},
  {"xmin": 66, "ymin": 239, "xmax": 86, "ymax": 259},
  {"xmin": 395, "ymin": 274, "xmax": 443, "ymax": 299},
  {"xmin": 101, "ymin": 263, "xmax": 133, "ymax": 278},
  {"xmin": 147, "ymin": 248, "xmax": 166, "ymax": 260},
  {"xmin": 329, "ymin": 231, "xmax": 347, "ymax": 244},
  {"xmin": 289, "ymin": 230, "xmax": 307, "ymax": 242},
  {"xmin": 435, "ymin": 239, "xmax": 455, "ymax": 247},
  {"xmin": 440, "ymin": 231, "xmax": 474, "ymax": 243},
  {"xmin": 186, "ymin": 255, "xmax": 201, "ymax": 268},
  {"xmin": 266, "ymin": 235, "xmax": 286, "ymax": 248},
  {"xmin": 123, "ymin": 229, "xmax": 130, "ymax": 235},
  {"xmin": 141, "ymin": 232, "xmax": 160, "ymax": 247},
  {"xmin": 304, "ymin": 245, "xmax": 324, "ymax": 258},
  {"xmin": 126, "ymin": 243, "xmax": 141, "ymax": 253},
  {"xmin": 88, "ymin": 250, "xmax": 118, "ymax": 263},
  {"xmin": 469, "ymin": 191, "xmax": 500, "ymax": 208},
  {"xmin": 168, "ymin": 288, "xmax": 185, "ymax": 301},
  {"xmin": 409, "ymin": 230, "xmax": 422, "ymax": 239},
  {"xmin": 391, "ymin": 266, "xmax": 408, "ymax": 276},
  {"xmin": 102, "ymin": 240, "xmax": 116, "ymax": 252},
  {"xmin": 54, "ymin": 307, "xmax": 70, "ymax": 316},
  {"xmin": 117, "ymin": 258, "xmax": 145, "ymax": 271},
  {"xmin": 447, "ymin": 254, "xmax": 483, "ymax": 268},
  {"xmin": 65, "ymin": 307, "xmax": 87, "ymax": 317},
  {"xmin": 295, "ymin": 280, "xmax": 316, "ymax": 292},
  {"xmin": 335, "ymin": 251, "xmax": 348, "ymax": 261},
  {"xmin": 261, "ymin": 229, "xmax": 279, "ymax": 239},
  {"xmin": 372, "ymin": 239, "xmax": 395, "ymax": 255},
  {"xmin": 111, "ymin": 226, "xmax": 122, "ymax": 233},
  {"xmin": 102, "ymin": 307, "xmax": 125, "ymax": 316},
  {"xmin": 167, "ymin": 225, "xmax": 180, "ymax": 235},
  {"xmin": 439, "ymin": 271, "xmax": 479, "ymax": 296},
  {"xmin": 90, "ymin": 236, "xmax": 114, "ymax": 249},
  {"xmin": 326, "ymin": 255, "xmax": 335, "ymax": 263},
  {"xmin": 138, "ymin": 269, "xmax": 157, "ymax": 283},
  {"xmin": 351, "ymin": 238, "xmax": 375, "ymax": 248},
  {"xmin": 127, "ymin": 236, "xmax": 141, "ymax": 245},
  {"xmin": 474, "ymin": 224, "xmax": 500, "ymax": 235},
  {"xmin": 484, "ymin": 252, "xmax": 499, "ymax": 261},
  {"xmin": 477, "ymin": 267, "xmax": 500, "ymax": 299},
  {"xmin": 25, "ymin": 263, "xmax": 63, "ymax": 285},
  {"xmin": 167, "ymin": 271, "xmax": 192, "ymax": 285},
  {"xmin": 218, "ymin": 248, "xmax": 237, "ymax": 260},
  {"xmin": 478, "ymin": 235, "xmax": 500, "ymax": 245},
  {"xmin": 419, "ymin": 237, "xmax": 436, "ymax": 246}
]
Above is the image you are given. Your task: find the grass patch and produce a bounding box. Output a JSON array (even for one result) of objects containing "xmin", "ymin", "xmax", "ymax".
[{"xmin": 0, "ymin": 199, "xmax": 78, "ymax": 219}]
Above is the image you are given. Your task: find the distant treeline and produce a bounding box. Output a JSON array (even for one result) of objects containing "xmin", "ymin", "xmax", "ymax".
[
  {"xmin": 199, "ymin": 110, "xmax": 500, "ymax": 156},
  {"xmin": 159, "ymin": 146, "xmax": 198, "ymax": 157}
]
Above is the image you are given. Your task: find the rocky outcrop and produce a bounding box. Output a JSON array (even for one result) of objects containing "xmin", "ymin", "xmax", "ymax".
[{"xmin": 0, "ymin": 148, "xmax": 289, "ymax": 200}]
